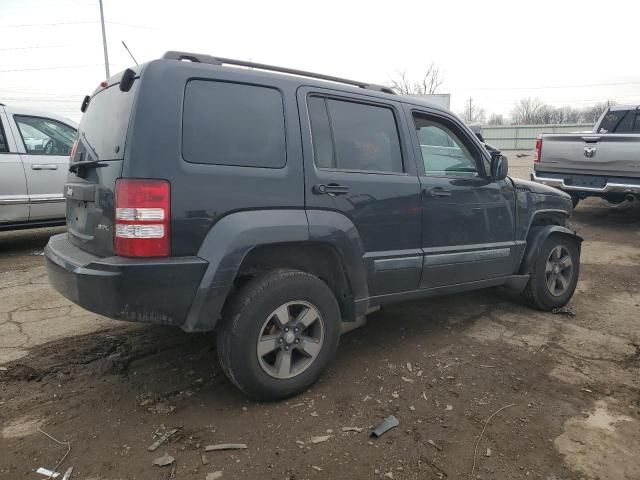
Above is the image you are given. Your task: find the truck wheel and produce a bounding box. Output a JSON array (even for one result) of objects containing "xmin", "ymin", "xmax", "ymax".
[
  {"xmin": 217, "ymin": 270, "xmax": 341, "ymax": 401},
  {"xmin": 523, "ymin": 235, "xmax": 580, "ymax": 311}
]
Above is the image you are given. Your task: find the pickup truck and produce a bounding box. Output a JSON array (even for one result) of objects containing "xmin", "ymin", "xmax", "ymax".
[{"xmin": 531, "ymin": 105, "xmax": 640, "ymax": 207}]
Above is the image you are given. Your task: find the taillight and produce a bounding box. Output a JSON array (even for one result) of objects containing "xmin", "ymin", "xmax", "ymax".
[
  {"xmin": 114, "ymin": 179, "xmax": 170, "ymax": 257},
  {"xmin": 69, "ymin": 140, "xmax": 78, "ymax": 159},
  {"xmin": 534, "ymin": 136, "xmax": 542, "ymax": 164}
]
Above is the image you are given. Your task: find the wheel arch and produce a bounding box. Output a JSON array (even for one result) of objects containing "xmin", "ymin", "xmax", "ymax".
[
  {"xmin": 518, "ymin": 225, "xmax": 583, "ymax": 275},
  {"xmin": 182, "ymin": 209, "xmax": 369, "ymax": 332}
]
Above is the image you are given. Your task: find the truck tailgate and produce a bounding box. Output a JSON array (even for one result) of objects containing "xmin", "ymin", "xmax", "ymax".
[{"xmin": 539, "ymin": 134, "xmax": 640, "ymax": 177}]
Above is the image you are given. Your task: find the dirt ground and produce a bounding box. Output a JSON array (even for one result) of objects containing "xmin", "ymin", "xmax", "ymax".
[{"xmin": 1, "ymin": 159, "xmax": 639, "ymax": 480}]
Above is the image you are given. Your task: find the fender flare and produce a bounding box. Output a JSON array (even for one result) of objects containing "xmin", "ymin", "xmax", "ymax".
[
  {"xmin": 518, "ymin": 225, "xmax": 583, "ymax": 275},
  {"xmin": 182, "ymin": 209, "xmax": 369, "ymax": 332}
]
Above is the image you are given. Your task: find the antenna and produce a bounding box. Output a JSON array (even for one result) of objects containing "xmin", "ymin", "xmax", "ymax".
[{"xmin": 121, "ymin": 41, "xmax": 138, "ymax": 65}]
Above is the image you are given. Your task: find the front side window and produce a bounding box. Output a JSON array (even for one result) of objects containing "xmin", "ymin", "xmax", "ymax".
[
  {"xmin": 14, "ymin": 115, "xmax": 76, "ymax": 155},
  {"xmin": 182, "ymin": 80, "xmax": 286, "ymax": 168},
  {"xmin": 413, "ymin": 114, "xmax": 478, "ymax": 177},
  {"xmin": 308, "ymin": 96, "xmax": 404, "ymax": 173}
]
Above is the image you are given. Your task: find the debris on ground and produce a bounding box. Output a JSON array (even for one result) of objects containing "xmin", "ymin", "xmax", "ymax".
[
  {"xmin": 371, "ymin": 415, "xmax": 399, "ymax": 437},
  {"xmin": 153, "ymin": 452, "xmax": 175, "ymax": 467},
  {"xmin": 311, "ymin": 465, "xmax": 323, "ymax": 471},
  {"xmin": 310, "ymin": 435, "xmax": 332, "ymax": 444},
  {"xmin": 147, "ymin": 428, "xmax": 179, "ymax": 451},
  {"xmin": 384, "ymin": 472, "xmax": 394, "ymax": 479},
  {"xmin": 149, "ymin": 402, "xmax": 176, "ymax": 415},
  {"xmin": 61, "ymin": 467, "xmax": 73, "ymax": 480},
  {"xmin": 406, "ymin": 362, "xmax": 413, "ymax": 372},
  {"xmin": 486, "ymin": 447, "xmax": 492, "ymax": 457},
  {"xmin": 445, "ymin": 404, "xmax": 453, "ymax": 411},
  {"xmin": 201, "ymin": 453, "xmax": 209, "ymax": 465},
  {"xmin": 552, "ymin": 306, "xmax": 576, "ymax": 316},
  {"xmin": 341, "ymin": 427, "xmax": 363, "ymax": 433},
  {"xmin": 36, "ymin": 467, "xmax": 60, "ymax": 478},
  {"xmin": 471, "ymin": 403, "xmax": 515, "ymax": 476},
  {"xmin": 400, "ymin": 376, "xmax": 414, "ymax": 383},
  {"xmin": 427, "ymin": 439, "xmax": 443, "ymax": 451},
  {"xmin": 204, "ymin": 443, "xmax": 248, "ymax": 451},
  {"xmin": 206, "ymin": 471, "xmax": 223, "ymax": 480},
  {"xmin": 37, "ymin": 429, "xmax": 71, "ymax": 478},
  {"xmin": 391, "ymin": 392, "xmax": 399, "ymax": 399}
]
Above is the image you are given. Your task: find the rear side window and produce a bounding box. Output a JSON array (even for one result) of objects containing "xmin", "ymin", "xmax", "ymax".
[
  {"xmin": 182, "ymin": 80, "xmax": 286, "ymax": 168},
  {"xmin": 308, "ymin": 96, "xmax": 403, "ymax": 173}
]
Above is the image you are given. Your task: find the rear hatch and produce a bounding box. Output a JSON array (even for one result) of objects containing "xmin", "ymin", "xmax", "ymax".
[{"xmin": 66, "ymin": 72, "xmax": 139, "ymax": 257}]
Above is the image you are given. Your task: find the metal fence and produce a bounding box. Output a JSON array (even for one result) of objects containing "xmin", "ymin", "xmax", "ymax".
[{"xmin": 482, "ymin": 124, "xmax": 594, "ymax": 150}]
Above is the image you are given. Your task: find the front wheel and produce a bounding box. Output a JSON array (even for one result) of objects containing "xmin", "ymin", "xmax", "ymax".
[
  {"xmin": 523, "ymin": 235, "xmax": 580, "ymax": 311},
  {"xmin": 217, "ymin": 270, "xmax": 341, "ymax": 401}
]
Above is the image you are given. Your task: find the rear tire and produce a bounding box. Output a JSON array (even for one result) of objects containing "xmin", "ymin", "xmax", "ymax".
[
  {"xmin": 523, "ymin": 235, "xmax": 580, "ymax": 311},
  {"xmin": 217, "ymin": 269, "xmax": 341, "ymax": 401}
]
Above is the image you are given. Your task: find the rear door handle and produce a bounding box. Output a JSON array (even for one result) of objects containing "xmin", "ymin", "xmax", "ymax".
[
  {"xmin": 313, "ymin": 183, "xmax": 349, "ymax": 195},
  {"xmin": 31, "ymin": 164, "xmax": 58, "ymax": 170},
  {"xmin": 424, "ymin": 187, "xmax": 451, "ymax": 197}
]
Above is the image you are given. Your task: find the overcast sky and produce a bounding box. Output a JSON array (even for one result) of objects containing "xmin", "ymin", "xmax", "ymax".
[{"xmin": 1, "ymin": 0, "xmax": 638, "ymax": 123}]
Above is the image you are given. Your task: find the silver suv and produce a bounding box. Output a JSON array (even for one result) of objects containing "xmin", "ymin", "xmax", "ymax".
[{"xmin": 0, "ymin": 103, "xmax": 77, "ymax": 230}]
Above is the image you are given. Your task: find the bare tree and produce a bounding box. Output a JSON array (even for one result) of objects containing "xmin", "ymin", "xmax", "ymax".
[
  {"xmin": 389, "ymin": 64, "xmax": 444, "ymax": 95},
  {"xmin": 460, "ymin": 97, "xmax": 486, "ymax": 123},
  {"xmin": 579, "ymin": 101, "xmax": 613, "ymax": 123},
  {"xmin": 487, "ymin": 113, "xmax": 505, "ymax": 125},
  {"xmin": 511, "ymin": 97, "xmax": 545, "ymax": 124}
]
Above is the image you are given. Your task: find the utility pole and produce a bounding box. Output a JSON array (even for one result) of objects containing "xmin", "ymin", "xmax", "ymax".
[{"xmin": 98, "ymin": 0, "xmax": 110, "ymax": 78}]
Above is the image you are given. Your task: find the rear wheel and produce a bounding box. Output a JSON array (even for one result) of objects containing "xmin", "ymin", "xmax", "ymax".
[
  {"xmin": 523, "ymin": 235, "xmax": 580, "ymax": 311},
  {"xmin": 217, "ymin": 270, "xmax": 341, "ymax": 401}
]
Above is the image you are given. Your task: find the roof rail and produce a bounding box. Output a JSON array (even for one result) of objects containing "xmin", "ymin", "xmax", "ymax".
[{"xmin": 161, "ymin": 51, "xmax": 396, "ymax": 95}]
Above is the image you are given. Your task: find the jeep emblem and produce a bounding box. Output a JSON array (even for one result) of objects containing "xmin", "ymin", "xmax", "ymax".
[{"xmin": 584, "ymin": 146, "xmax": 596, "ymax": 158}]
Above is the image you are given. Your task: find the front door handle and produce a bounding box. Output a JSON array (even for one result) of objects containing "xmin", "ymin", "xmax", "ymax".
[
  {"xmin": 424, "ymin": 187, "xmax": 451, "ymax": 197},
  {"xmin": 31, "ymin": 164, "xmax": 58, "ymax": 170},
  {"xmin": 313, "ymin": 183, "xmax": 349, "ymax": 195}
]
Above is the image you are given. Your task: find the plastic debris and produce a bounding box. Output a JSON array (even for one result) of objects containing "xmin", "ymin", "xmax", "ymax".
[
  {"xmin": 153, "ymin": 452, "xmax": 175, "ymax": 467},
  {"xmin": 341, "ymin": 427, "xmax": 363, "ymax": 433},
  {"xmin": 370, "ymin": 415, "xmax": 399, "ymax": 437},
  {"xmin": 204, "ymin": 443, "xmax": 247, "ymax": 451},
  {"xmin": 36, "ymin": 468, "xmax": 60, "ymax": 478},
  {"xmin": 148, "ymin": 428, "xmax": 179, "ymax": 452},
  {"xmin": 312, "ymin": 466, "xmax": 323, "ymax": 471},
  {"xmin": 310, "ymin": 435, "xmax": 332, "ymax": 444},
  {"xmin": 61, "ymin": 468, "xmax": 73, "ymax": 480}
]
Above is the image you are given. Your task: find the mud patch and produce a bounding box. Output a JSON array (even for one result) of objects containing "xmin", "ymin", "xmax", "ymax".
[{"xmin": 555, "ymin": 398, "xmax": 639, "ymax": 480}]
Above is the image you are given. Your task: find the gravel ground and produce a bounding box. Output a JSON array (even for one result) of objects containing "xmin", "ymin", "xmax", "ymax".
[{"xmin": 0, "ymin": 163, "xmax": 638, "ymax": 480}]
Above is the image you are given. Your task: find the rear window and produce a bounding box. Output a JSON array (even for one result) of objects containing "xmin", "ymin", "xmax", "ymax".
[
  {"xmin": 80, "ymin": 82, "xmax": 138, "ymax": 160},
  {"xmin": 182, "ymin": 80, "xmax": 286, "ymax": 168},
  {"xmin": 598, "ymin": 109, "xmax": 635, "ymax": 133}
]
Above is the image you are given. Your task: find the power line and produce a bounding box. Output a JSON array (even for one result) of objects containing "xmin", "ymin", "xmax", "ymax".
[
  {"xmin": 458, "ymin": 80, "xmax": 640, "ymax": 91},
  {"xmin": 0, "ymin": 20, "xmax": 98, "ymax": 28},
  {"xmin": 0, "ymin": 64, "xmax": 102, "ymax": 73},
  {"xmin": 0, "ymin": 43, "xmax": 113, "ymax": 52}
]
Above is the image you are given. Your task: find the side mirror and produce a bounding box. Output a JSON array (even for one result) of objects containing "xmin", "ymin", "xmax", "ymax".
[{"xmin": 490, "ymin": 153, "xmax": 508, "ymax": 180}]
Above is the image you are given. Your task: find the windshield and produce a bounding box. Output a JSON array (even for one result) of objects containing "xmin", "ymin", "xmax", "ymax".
[{"xmin": 78, "ymin": 82, "xmax": 138, "ymax": 160}]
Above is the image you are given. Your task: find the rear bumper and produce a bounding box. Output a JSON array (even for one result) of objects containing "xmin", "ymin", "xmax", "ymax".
[
  {"xmin": 45, "ymin": 233, "xmax": 207, "ymax": 326},
  {"xmin": 531, "ymin": 171, "xmax": 640, "ymax": 195}
]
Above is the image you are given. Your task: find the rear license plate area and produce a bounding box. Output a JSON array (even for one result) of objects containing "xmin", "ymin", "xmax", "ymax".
[{"xmin": 565, "ymin": 175, "xmax": 607, "ymax": 189}]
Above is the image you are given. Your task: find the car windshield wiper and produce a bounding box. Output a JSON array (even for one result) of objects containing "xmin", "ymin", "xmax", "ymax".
[{"xmin": 69, "ymin": 159, "xmax": 108, "ymax": 173}]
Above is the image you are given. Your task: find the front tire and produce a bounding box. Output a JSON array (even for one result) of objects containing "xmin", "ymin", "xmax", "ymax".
[
  {"xmin": 217, "ymin": 270, "xmax": 341, "ymax": 401},
  {"xmin": 523, "ymin": 235, "xmax": 580, "ymax": 311}
]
